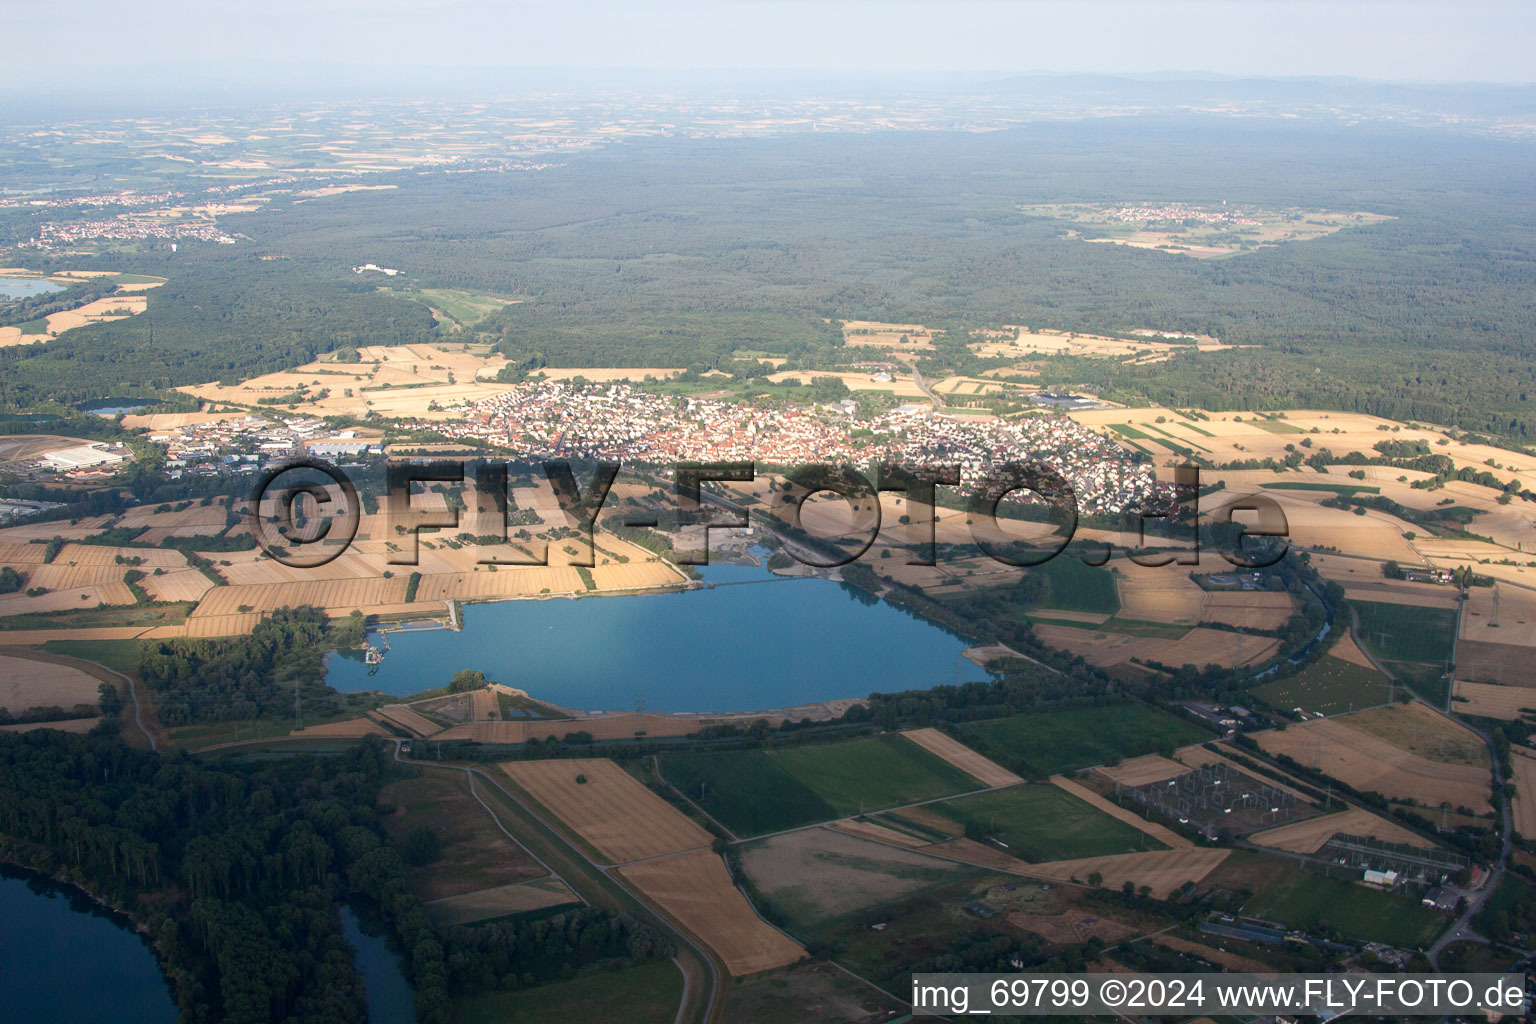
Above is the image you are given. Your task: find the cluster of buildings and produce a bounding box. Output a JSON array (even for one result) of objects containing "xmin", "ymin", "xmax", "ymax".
[
  {"xmin": 146, "ymin": 416, "xmax": 376, "ymax": 475},
  {"xmin": 425, "ymin": 381, "xmax": 1167, "ymax": 516},
  {"xmin": 22, "ymin": 217, "xmax": 237, "ymax": 251},
  {"xmin": 1109, "ymin": 204, "xmax": 1261, "ymax": 226}
]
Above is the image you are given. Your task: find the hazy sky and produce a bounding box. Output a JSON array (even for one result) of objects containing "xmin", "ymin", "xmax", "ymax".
[{"xmin": 4, "ymin": 0, "xmax": 1532, "ymax": 86}]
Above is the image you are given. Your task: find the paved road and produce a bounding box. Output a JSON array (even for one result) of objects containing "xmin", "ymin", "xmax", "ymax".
[{"xmin": 1428, "ymin": 712, "xmax": 1512, "ymax": 969}]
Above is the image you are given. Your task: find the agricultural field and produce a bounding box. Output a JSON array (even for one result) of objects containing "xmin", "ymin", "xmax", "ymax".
[
  {"xmin": 1248, "ymin": 649, "xmax": 1392, "ymax": 716},
  {"xmin": 1248, "ymin": 807, "xmax": 1432, "ymax": 854},
  {"xmin": 1242, "ymin": 867, "xmax": 1446, "ymax": 947},
  {"xmin": 450, "ymin": 960, "xmax": 682, "ymax": 1024},
  {"xmin": 901, "ymin": 727, "xmax": 1023, "ymax": 787},
  {"xmin": 930, "ymin": 840, "xmax": 1230, "ymax": 898},
  {"xmin": 953, "ymin": 704, "xmax": 1210, "ymax": 779},
  {"xmin": 1509, "ymin": 750, "xmax": 1536, "ymax": 839},
  {"xmin": 658, "ymin": 734, "xmax": 980, "ymax": 837},
  {"xmin": 424, "ymin": 878, "xmax": 579, "ymax": 927},
  {"xmin": 1255, "ymin": 714, "xmax": 1493, "ymax": 812},
  {"xmin": 1452, "ymin": 680, "xmax": 1536, "ymax": 720},
  {"xmin": 377, "ymin": 771, "xmax": 549, "ymax": 900},
  {"xmin": 0, "ymin": 652, "xmax": 103, "ymax": 712},
  {"xmin": 738, "ymin": 827, "xmax": 976, "ymax": 933},
  {"xmin": 721, "ymin": 962, "xmax": 894, "ymax": 1024},
  {"xmin": 1351, "ymin": 599, "xmax": 1458, "ymax": 674},
  {"xmin": 931, "ymin": 783, "xmax": 1165, "ymax": 863},
  {"xmin": 618, "ymin": 849, "xmax": 805, "ymax": 977},
  {"xmin": 1095, "ymin": 753, "xmax": 1188, "ymax": 787},
  {"xmin": 1023, "ymin": 203, "xmax": 1392, "ymax": 260},
  {"xmin": 499, "ymin": 758, "xmax": 711, "ymax": 863},
  {"xmin": 1341, "ymin": 702, "xmax": 1487, "ymax": 767}
]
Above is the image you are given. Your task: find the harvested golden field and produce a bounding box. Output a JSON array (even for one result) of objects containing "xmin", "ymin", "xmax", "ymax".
[
  {"xmin": 620, "ymin": 849, "xmax": 804, "ymax": 976},
  {"xmin": 192, "ymin": 578, "xmax": 409, "ymax": 617},
  {"xmin": 0, "ymin": 653, "xmax": 103, "ymax": 711},
  {"xmin": 827, "ymin": 818, "xmax": 934, "ymax": 850},
  {"xmin": 0, "ymin": 582, "xmax": 136, "ymax": 615},
  {"xmin": 373, "ymin": 706, "xmax": 442, "ymax": 738},
  {"xmin": 1510, "ymin": 751, "xmax": 1536, "ymax": 839},
  {"xmin": 901, "ymin": 727, "xmax": 1022, "ymax": 787},
  {"xmin": 1461, "ymin": 585, "xmax": 1536, "ymax": 647},
  {"xmin": 1200, "ymin": 590, "xmax": 1293, "ymax": 630},
  {"xmin": 411, "ymin": 568, "xmax": 585, "ymax": 601},
  {"xmin": 534, "ymin": 367, "xmax": 683, "ymax": 382},
  {"xmin": 1453, "ymin": 681, "xmax": 1536, "ymax": 720},
  {"xmin": 1164, "ymin": 628, "xmax": 1279, "ymax": 668},
  {"xmin": 840, "ymin": 319, "xmax": 937, "ymax": 351},
  {"xmin": 1096, "ymin": 754, "xmax": 1189, "ymax": 787},
  {"xmin": 1114, "ymin": 563, "xmax": 1206, "ymax": 624},
  {"xmin": 180, "ymin": 343, "xmax": 522, "ymax": 420},
  {"xmin": 766, "ymin": 369, "xmax": 925, "ymax": 397},
  {"xmin": 0, "ymin": 543, "xmax": 48, "ymax": 565},
  {"xmin": 1249, "ymin": 807, "xmax": 1431, "ymax": 854},
  {"xmin": 140, "ymin": 569, "xmax": 214, "ymax": 604},
  {"xmin": 0, "ymin": 626, "xmax": 150, "ymax": 645},
  {"xmin": 1328, "ymin": 632, "xmax": 1377, "ymax": 668},
  {"xmin": 588, "ymin": 560, "xmax": 687, "ymax": 591},
  {"xmin": 1151, "ymin": 935, "xmax": 1268, "ymax": 974},
  {"xmin": 434, "ymin": 714, "xmax": 728, "ymax": 744},
  {"xmin": 932, "ymin": 839, "xmax": 1228, "ymax": 898},
  {"xmin": 500, "ymin": 758, "xmax": 711, "ymax": 863},
  {"xmin": 1030, "ymin": 624, "xmax": 1169, "ymax": 668},
  {"xmin": 180, "ymin": 614, "xmax": 259, "ymax": 638},
  {"xmin": 1456, "ymin": 640, "xmax": 1531, "ymax": 687},
  {"xmin": 0, "ymin": 717, "xmax": 98, "ymax": 734},
  {"xmin": 44, "ymin": 292, "xmax": 147, "ymax": 335},
  {"xmin": 1050, "ymin": 776, "xmax": 1189, "ymax": 848},
  {"xmin": 0, "ymin": 516, "xmax": 115, "ymax": 541},
  {"xmin": 1255, "ymin": 720, "xmax": 1492, "ymax": 812},
  {"xmin": 293, "ymin": 717, "xmax": 388, "ymax": 739},
  {"xmin": 425, "ymin": 878, "xmax": 579, "ymax": 927},
  {"xmin": 468, "ymin": 688, "xmax": 497, "ymax": 722},
  {"xmin": 1341, "ymin": 702, "xmax": 1488, "ymax": 767},
  {"xmin": 54, "ymin": 543, "xmax": 188, "ymax": 568}
]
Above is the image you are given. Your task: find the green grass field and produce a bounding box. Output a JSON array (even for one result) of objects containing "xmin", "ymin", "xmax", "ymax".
[
  {"xmin": 38, "ymin": 637, "xmax": 141, "ymax": 675},
  {"xmin": 451, "ymin": 960, "xmax": 682, "ymax": 1024},
  {"xmin": 659, "ymin": 734, "xmax": 978, "ymax": 836},
  {"xmin": 1031, "ymin": 557, "xmax": 1121, "ymax": 615},
  {"xmin": 1260, "ymin": 480, "xmax": 1381, "ymax": 497},
  {"xmin": 1352, "ymin": 600, "xmax": 1457, "ymax": 666},
  {"xmin": 660, "ymin": 748, "xmax": 836, "ymax": 835},
  {"xmin": 1244, "ymin": 868, "xmax": 1446, "ymax": 946},
  {"xmin": 1248, "ymin": 417, "xmax": 1307, "ymax": 435},
  {"xmin": 1249, "ymin": 655, "xmax": 1391, "ymax": 715},
  {"xmin": 937, "ymin": 784, "xmax": 1163, "ymax": 862},
  {"xmin": 0, "ymin": 603, "xmax": 192, "ymax": 631},
  {"xmin": 953, "ymin": 704, "xmax": 1208, "ymax": 779}
]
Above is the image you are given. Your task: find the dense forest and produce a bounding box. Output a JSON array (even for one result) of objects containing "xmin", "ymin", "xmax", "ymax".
[
  {"xmin": 0, "ymin": 730, "xmax": 674, "ymax": 1023},
  {"xmin": 138, "ymin": 606, "xmax": 369, "ymax": 726},
  {"xmin": 1, "ymin": 116, "xmax": 1531, "ymax": 436}
]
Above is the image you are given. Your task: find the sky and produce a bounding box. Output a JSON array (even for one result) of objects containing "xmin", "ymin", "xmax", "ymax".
[{"xmin": 2, "ymin": 0, "xmax": 1532, "ymax": 89}]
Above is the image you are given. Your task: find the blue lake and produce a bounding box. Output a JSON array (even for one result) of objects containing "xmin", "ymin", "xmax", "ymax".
[
  {"xmin": 327, "ymin": 563, "xmax": 990, "ymax": 711},
  {"xmin": 0, "ymin": 866, "xmax": 176, "ymax": 1024},
  {"xmin": 0, "ymin": 276, "xmax": 63, "ymax": 300}
]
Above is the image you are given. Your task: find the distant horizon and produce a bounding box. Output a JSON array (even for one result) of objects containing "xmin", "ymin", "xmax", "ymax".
[{"xmin": 3, "ymin": 1, "xmax": 1533, "ymax": 94}]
